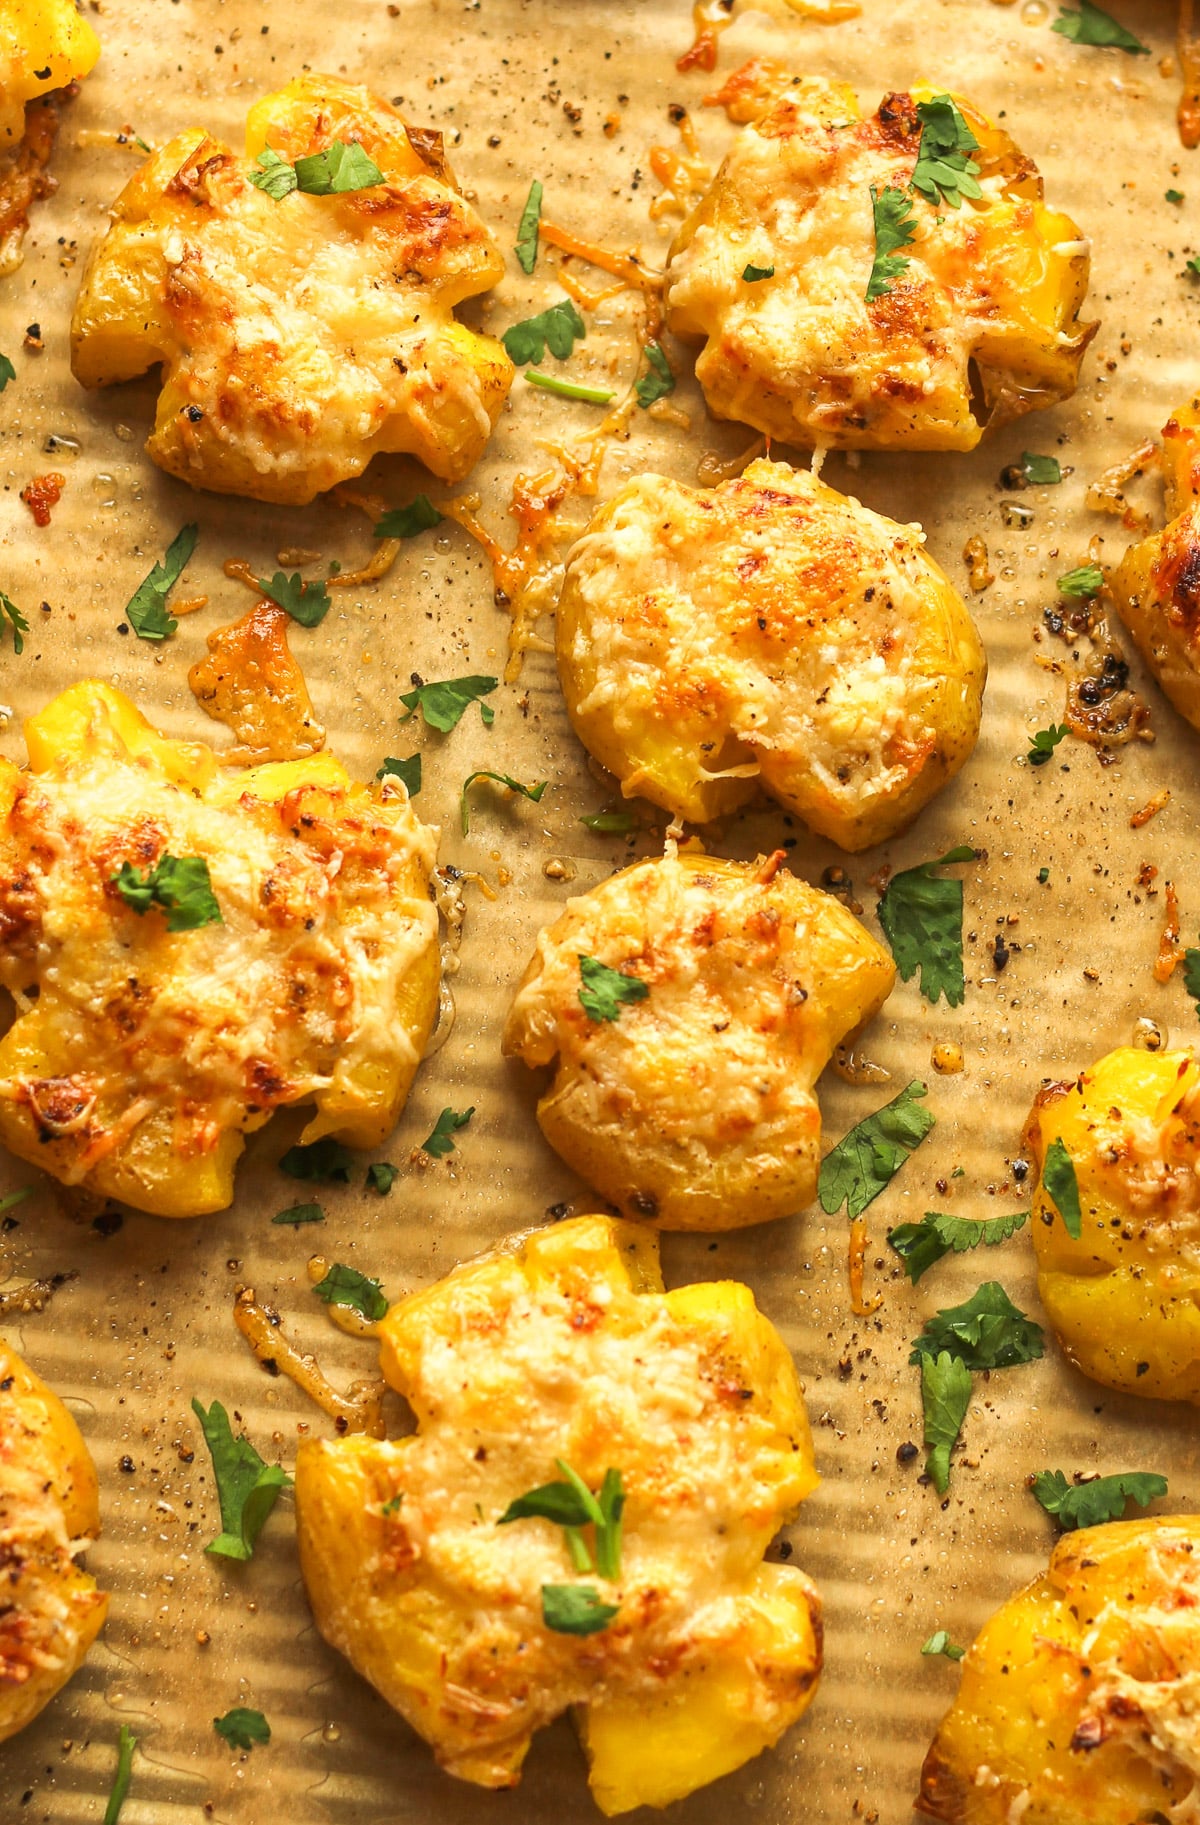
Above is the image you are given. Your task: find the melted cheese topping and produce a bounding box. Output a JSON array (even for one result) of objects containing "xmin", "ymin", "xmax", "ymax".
[
  {"xmin": 0, "ymin": 684, "xmax": 439, "ymax": 1214},
  {"xmin": 558, "ymin": 458, "xmax": 985, "ymax": 844},
  {"xmin": 502, "ymin": 851, "xmax": 894, "ymax": 1227},
  {"xmin": 70, "ymin": 76, "xmax": 512, "ymax": 504},
  {"xmin": 664, "ymin": 79, "xmax": 1096, "ymax": 451},
  {"xmin": 297, "ymin": 1216, "xmax": 821, "ymax": 1797}
]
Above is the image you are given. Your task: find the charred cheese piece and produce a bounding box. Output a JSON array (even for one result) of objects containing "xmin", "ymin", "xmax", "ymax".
[
  {"xmin": 296, "ymin": 1214, "xmax": 823, "ymax": 1814},
  {"xmin": 918, "ymin": 1517, "xmax": 1200, "ymax": 1825},
  {"xmin": 70, "ymin": 75, "xmax": 513, "ymax": 503},
  {"xmin": 664, "ymin": 79, "xmax": 1096, "ymax": 451},
  {"xmin": 557, "ymin": 458, "xmax": 986, "ymax": 848},
  {"xmin": 1024, "ymin": 1047, "xmax": 1200, "ymax": 1405},
  {"xmin": 502, "ymin": 850, "xmax": 895, "ymax": 1229},
  {"xmin": 0, "ymin": 681, "xmax": 440, "ymax": 1217},
  {"xmin": 1111, "ymin": 398, "xmax": 1200, "ymax": 732},
  {"xmin": 0, "ymin": 1335, "xmax": 107, "ymax": 1742},
  {"xmin": 0, "ymin": 0, "xmax": 100, "ymax": 277}
]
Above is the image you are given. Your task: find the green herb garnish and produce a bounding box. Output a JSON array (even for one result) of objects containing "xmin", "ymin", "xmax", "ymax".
[
  {"xmin": 399, "ymin": 674, "xmax": 498, "ymax": 732},
  {"xmin": 422, "ymin": 1106, "xmax": 475, "ymax": 1158},
  {"xmin": 1042, "ymin": 1136, "xmax": 1083, "ymax": 1239},
  {"xmin": 0, "ymin": 354, "xmax": 15, "ymax": 391},
  {"xmin": 191, "ymin": 1397, "xmax": 290, "ymax": 1561},
  {"xmin": 103, "ymin": 1724, "xmax": 137, "ymax": 1825},
  {"xmin": 887, "ymin": 1209, "xmax": 1029, "ymax": 1285},
  {"xmin": 579, "ymin": 808, "xmax": 635, "ymax": 834},
  {"xmin": 311, "ymin": 1263, "xmax": 388, "ymax": 1322},
  {"xmin": 635, "ymin": 341, "xmax": 675, "ymax": 408},
  {"xmin": 742, "ymin": 261, "xmax": 774, "ymax": 281},
  {"xmin": 921, "ymin": 1629, "xmax": 966, "ymax": 1660},
  {"xmin": 541, "ymin": 1583, "xmax": 619, "ymax": 1635},
  {"xmin": 251, "ymin": 139, "xmax": 385, "ymax": 199},
  {"xmin": 525, "ymin": 370, "xmax": 614, "ymax": 404},
  {"xmin": 377, "ymin": 754, "xmax": 421, "ymax": 795},
  {"xmin": 460, "ymin": 769, "xmax": 547, "ymax": 834},
  {"xmin": 578, "ymin": 955, "xmax": 649, "ymax": 1023},
  {"xmin": 366, "ymin": 1161, "xmax": 399, "ymax": 1195},
  {"xmin": 502, "ymin": 297, "xmax": 586, "ymax": 365},
  {"xmin": 0, "ymin": 590, "xmax": 28, "ymax": 655},
  {"xmin": 375, "ymin": 494, "xmax": 442, "ymax": 540},
  {"xmin": 500, "ymin": 1461, "xmax": 625, "ymax": 1579},
  {"xmin": 818, "ymin": 1080, "xmax": 935, "ymax": 1219},
  {"xmin": 1020, "ymin": 452, "xmax": 1062, "ymax": 484},
  {"xmin": 910, "ymin": 1282, "xmax": 1045, "ymax": 1372},
  {"xmin": 515, "ymin": 178, "xmax": 543, "ymax": 273},
  {"xmin": 213, "ymin": 1707, "xmax": 271, "ymax": 1750},
  {"xmin": 911, "ymin": 95, "xmax": 982, "ymax": 209},
  {"xmin": 1031, "ymin": 1468, "xmax": 1168, "ymax": 1529},
  {"xmin": 866, "ymin": 183, "xmax": 917, "ymax": 301},
  {"xmin": 125, "ymin": 522, "xmax": 198, "ymax": 641},
  {"xmin": 256, "ymin": 569, "xmax": 331, "ymax": 627},
  {"xmin": 113, "ymin": 855, "xmax": 222, "ymax": 933},
  {"xmin": 1028, "ymin": 723, "xmax": 1068, "ymax": 766},
  {"xmin": 1057, "ymin": 563, "xmax": 1104, "ymax": 599},
  {"xmin": 878, "ymin": 845, "xmax": 974, "ymax": 1007},
  {"xmin": 1051, "ymin": 1, "xmax": 1149, "ymax": 53},
  {"xmin": 271, "ymin": 1202, "xmax": 325, "ymax": 1226},
  {"xmin": 279, "ymin": 1137, "xmax": 355, "ymax": 1182}
]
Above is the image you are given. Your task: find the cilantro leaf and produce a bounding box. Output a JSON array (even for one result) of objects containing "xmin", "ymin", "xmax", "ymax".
[
  {"xmin": 250, "ymin": 146, "xmax": 299, "ymax": 199},
  {"xmin": 921, "ymin": 1629, "xmax": 966, "ymax": 1661},
  {"xmin": 1184, "ymin": 940, "xmax": 1200, "ymax": 1012},
  {"xmin": 125, "ymin": 522, "xmax": 198, "ymax": 641},
  {"xmin": 213, "ymin": 1707, "xmax": 270, "ymax": 1750},
  {"xmin": 818, "ymin": 1080, "xmax": 936, "ymax": 1219},
  {"xmin": 382, "ymin": 1492, "xmax": 404, "ymax": 1515},
  {"xmin": 579, "ymin": 808, "xmax": 635, "ymax": 834},
  {"xmin": 460, "ymin": 769, "xmax": 547, "ymax": 834},
  {"xmin": 1058, "ymin": 563, "xmax": 1104, "ymax": 599},
  {"xmin": 422, "ymin": 1106, "xmax": 475, "ymax": 1158},
  {"xmin": 279, "ymin": 1137, "xmax": 355, "ymax": 1182},
  {"xmin": 921, "ymin": 1350, "xmax": 972, "ymax": 1495},
  {"xmin": 399, "ymin": 674, "xmax": 498, "ymax": 732},
  {"xmin": 1028, "ymin": 723, "xmax": 1068, "ymax": 766},
  {"xmin": 103, "ymin": 1724, "xmax": 137, "ymax": 1825},
  {"xmin": 271, "ymin": 1202, "xmax": 325, "ymax": 1226},
  {"xmin": 366, "ymin": 1161, "xmax": 398, "ymax": 1195},
  {"xmin": 910, "ymin": 1282, "xmax": 1045, "ymax": 1372},
  {"xmin": 501, "ymin": 1461, "xmax": 624, "ymax": 1580},
  {"xmin": 502, "ymin": 297, "xmax": 586, "ymax": 365},
  {"xmin": 191, "ymin": 1397, "xmax": 290, "ymax": 1561},
  {"xmin": 578, "ymin": 954, "xmax": 650, "ymax": 1023},
  {"xmin": 1189, "ymin": 256, "xmax": 1200, "ymax": 279},
  {"xmin": 375, "ymin": 494, "xmax": 442, "ymax": 540},
  {"xmin": 888, "ymin": 1209, "xmax": 1029, "ymax": 1285},
  {"xmin": 257, "ymin": 569, "xmax": 331, "ymax": 627},
  {"xmin": 541, "ymin": 1583, "xmax": 619, "ymax": 1635},
  {"xmin": 1020, "ymin": 452, "xmax": 1062, "ymax": 485},
  {"xmin": 311, "ymin": 1263, "xmax": 388, "ymax": 1322},
  {"xmin": 911, "ymin": 95, "xmax": 982, "ymax": 209},
  {"xmin": 1167, "ymin": 189, "xmax": 1185, "ymax": 205},
  {"xmin": 515, "ymin": 177, "xmax": 543, "ymax": 274},
  {"xmin": 1042, "ymin": 1136, "xmax": 1083, "ymax": 1239},
  {"xmin": 635, "ymin": 341, "xmax": 675, "ymax": 408},
  {"xmin": 376, "ymin": 754, "xmax": 421, "ymax": 795},
  {"xmin": 866, "ymin": 183, "xmax": 917, "ymax": 301},
  {"xmin": 877, "ymin": 845, "xmax": 974, "ymax": 1008},
  {"xmin": 526, "ymin": 370, "xmax": 614, "ymax": 404},
  {"xmin": 1052, "ymin": 1, "xmax": 1149, "ymax": 53},
  {"xmin": 0, "ymin": 589, "xmax": 28, "ymax": 656},
  {"xmin": 0, "ymin": 353, "xmax": 15, "ymax": 390},
  {"xmin": 742, "ymin": 261, "xmax": 774, "ymax": 281},
  {"xmin": 1031, "ymin": 1468, "xmax": 1168, "ymax": 1529},
  {"xmin": 113, "ymin": 855, "xmax": 223, "ymax": 933}
]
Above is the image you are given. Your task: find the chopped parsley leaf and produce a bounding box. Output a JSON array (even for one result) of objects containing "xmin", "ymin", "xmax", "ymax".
[
  {"xmin": 399, "ymin": 674, "xmax": 498, "ymax": 732},
  {"xmin": 502, "ymin": 297, "xmax": 586, "ymax": 365},
  {"xmin": 541, "ymin": 1583, "xmax": 619, "ymax": 1635},
  {"xmin": 1051, "ymin": 1, "xmax": 1149, "ymax": 53},
  {"xmin": 0, "ymin": 590, "xmax": 28, "ymax": 655},
  {"xmin": 191, "ymin": 1397, "xmax": 290, "ymax": 1561},
  {"xmin": 742, "ymin": 261, "xmax": 774, "ymax": 281},
  {"xmin": 578, "ymin": 955, "xmax": 650, "ymax": 1023},
  {"xmin": 500, "ymin": 1462, "xmax": 625, "ymax": 1579},
  {"xmin": 376, "ymin": 754, "xmax": 421, "ymax": 795},
  {"xmin": 921, "ymin": 1629, "xmax": 966, "ymax": 1661},
  {"xmin": 213, "ymin": 1707, "xmax": 271, "ymax": 1750},
  {"xmin": 1167, "ymin": 189, "xmax": 1185, "ymax": 205},
  {"xmin": 1183, "ymin": 939, "xmax": 1200, "ymax": 1012},
  {"xmin": 877, "ymin": 846, "xmax": 974, "ymax": 1007},
  {"xmin": 422, "ymin": 1106, "xmax": 475, "ymax": 1159},
  {"xmin": 635, "ymin": 341, "xmax": 675, "ymax": 408},
  {"xmin": 910, "ymin": 1282, "xmax": 1045, "ymax": 1372},
  {"xmin": 271, "ymin": 1202, "xmax": 325, "ymax": 1227},
  {"xmin": 103, "ymin": 1724, "xmax": 137, "ymax": 1825},
  {"xmin": 279, "ymin": 1137, "xmax": 356, "ymax": 1182},
  {"xmin": 921, "ymin": 1350, "xmax": 972, "ymax": 1495},
  {"xmin": 0, "ymin": 353, "xmax": 15, "ymax": 390},
  {"xmin": 311, "ymin": 1263, "xmax": 388, "ymax": 1322},
  {"xmin": 911, "ymin": 95, "xmax": 982, "ymax": 209},
  {"xmin": 112, "ymin": 855, "xmax": 222, "ymax": 933},
  {"xmin": 366, "ymin": 1161, "xmax": 399, "ymax": 1195},
  {"xmin": 460, "ymin": 769, "xmax": 547, "ymax": 834},
  {"xmin": 125, "ymin": 522, "xmax": 198, "ymax": 641},
  {"xmin": 1020, "ymin": 452, "xmax": 1062, "ymax": 484},
  {"xmin": 375, "ymin": 494, "xmax": 442, "ymax": 540},
  {"xmin": 1042, "ymin": 1136, "xmax": 1083, "ymax": 1239},
  {"xmin": 1031, "ymin": 1468, "xmax": 1168, "ymax": 1529},
  {"xmin": 256, "ymin": 569, "xmax": 331, "ymax": 627},
  {"xmin": 579, "ymin": 808, "xmax": 635, "ymax": 834},
  {"xmin": 252, "ymin": 139, "xmax": 385, "ymax": 199},
  {"xmin": 818, "ymin": 1080, "xmax": 935, "ymax": 1219},
  {"xmin": 515, "ymin": 177, "xmax": 543, "ymax": 273},
  {"xmin": 1028, "ymin": 723, "xmax": 1068, "ymax": 766},
  {"xmin": 866, "ymin": 183, "xmax": 917, "ymax": 301},
  {"xmin": 887, "ymin": 1209, "xmax": 1029, "ymax": 1284}
]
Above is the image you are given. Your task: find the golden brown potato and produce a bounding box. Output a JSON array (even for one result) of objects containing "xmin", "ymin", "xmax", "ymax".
[
  {"xmin": 295, "ymin": 1214, "xmax": 823, "ymax": 1814},
  {"xmin": 1023, "ymin": 1046, "xmax": 1200, "ymax": 1404},
  {"xmin": 664, "ymin": 79, "xmax": 1096, "ymax": 451},
  {"xmin": 0, "ymin": 0, "xmax": 100, "ymax": 275},
  {"xmin": 0, "ymin": 681, "xmax": 440, "ymax": 1217},
  {"xmin": 501, "ymin": 849, "xmax": 895, "ymax": 1229},
  {"xmin": 70, "ymin": 75, "xmax": 512, "ymax": 503},
  {"xmin": 1110, "ymin": 398, "xmax": 1200, "ymax": 731},
  {"xmin": 0, "ymin": 1335, "xmax": 107, "ymax": 1742},
  {"xmin": 917, "ymin": 1517, "xmax": 1200, "ymax": 1824},
  {"xmin": 556, "ymin": 458, "xmax": 986, "ymax": 847}
]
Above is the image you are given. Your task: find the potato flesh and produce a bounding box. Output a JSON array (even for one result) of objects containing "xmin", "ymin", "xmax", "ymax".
[
  {"xmin": 295, "ymin": 1215, "xmax": 823, "ymax": 1812},
  {"xmin": 69, "ymin": 75, "xmax": 513, "ymax": 503},
  {"xmin": 1111, "ymin": 400, "xmax": 1200, "ymax": 732},
  {"xmin": 1025, "ymin": 1045, "xmax": 1200, "ymax": 1402},
  {"xmin": 664, "ymin": 81, "xmax": 1095, "ymax": 451},
  {"xmin": 502, "ymin": 850, "xmax": 895, "ymax": 1229},
  {"xmin": 0, "ymin": 0, "xmax": 100, "ymax": 149},
  {"xmin": 557, "ymin": 459, "xmax": 986, "ymax": 847},
  {"xmin": 0, "ymin": 1337, "xmax": 107, "ymax": 1743},
  {"xmin": 0, "ymin": 680, "xmax": 440, "ymax": 1216},
  {"xmin": 917, "ymin": 1518, "xmax": 1200, "ymax": 1824}
]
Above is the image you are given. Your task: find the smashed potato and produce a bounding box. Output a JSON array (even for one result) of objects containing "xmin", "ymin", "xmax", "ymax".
[
  {"xmin": 1111, "ymin": 397, "xmax": 1200, "ymax": 731},
  {"xmin": 0, "ymin": 681, "xmax": 439, "ymax": 1217},
  {"xmin": 295, "ymin": 1214, "xmax": 822, "ymax": 1813},
  {"xmin": 0, "ymin": 1336, "xmax": 107, "ymax": 1742},
  {"xmin": 70, "ymin": 75, "xmax": 512, "ymax": 503},
  {"xmin": 557, "ymin": 458, "xmax": 986, "ymax": 847},
  {"xmin": 0, "ymin": 0, "xmax": 100, "ymax": 275},
  {"xmin": 664, "ymin": 79, "xmax": 1096, "ymax": 450},
  {"xmin": 502, "ymin": 849, "xmax": 895, "ymax": 1229},
  {"xmin": 917, "ymin": 1517, "xmax": 1200, "ymax": 1824},
  {"xmin": 1024, "ymin": 1046, "xmax": 1200, "ymax": 1404}
]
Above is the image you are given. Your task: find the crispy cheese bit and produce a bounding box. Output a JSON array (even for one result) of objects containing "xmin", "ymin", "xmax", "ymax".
[
  {"xmin": 233, "ymin": 1286, "xmax": 385, "ymax": 1436},
  {"xmin": 1086, "ymin": 437, "xmax": 1158, "ymax": 531},
  {"xmin": 70, "ymin": 75, "xmax": 513, "ymax": 505},
  {"xmin": 649, "ymin": 109, "xmax": 712, "ymax": 221},
  {"xmin": 848, "ymin": 1215, "xmax": 884, "ymax": 1316},
  {"xmin": 0, "ymin": 680, "xmax": 440, "ymax": 1218},
  {"xmin": 1131, "ymin": 789, "xmax": 1171, "ymax": 830},
  {"xmin": 188, "ymin": 601, "xmax": 326, "ymax": 765},
  {"xmin": 1153, "ymin": 881, "xmax": 1184, "ymax": 983},
  {"xmin": 294, "ymin": 1215, "xmax": 823, "ymax": 1812}
]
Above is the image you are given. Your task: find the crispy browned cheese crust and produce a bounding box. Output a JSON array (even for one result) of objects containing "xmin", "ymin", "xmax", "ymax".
[
  {"xmin": 295, "ymin": 1215, "xmax": 823, "ymax": 1814},
  {"xmin": 1111, "ymin": 398, "xmax": 1200, "ymax": 731}
]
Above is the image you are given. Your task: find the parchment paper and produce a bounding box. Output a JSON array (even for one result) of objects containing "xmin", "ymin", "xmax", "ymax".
[{"xmin": 1, "ymin": 1, "xmax": 1198, "ymax": 1820}]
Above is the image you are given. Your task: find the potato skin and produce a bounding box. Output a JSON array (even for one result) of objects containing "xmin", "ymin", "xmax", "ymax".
[
  {"xmin": 917, "ymin": 1518, "xmax": 1200, "ymax": 1825},
  {"xmin": 0, "ymin": 0, "xmax": 100, "ymax": 148},
  {"xmin": 556, "ymin": 459, "xmax": 986, "ymax": 848},
  {"xmin": 664, "ymin": 81, "xmax": 1095, "ymax": 452},
  {"xmin": 502, "ymin": 849, "xmax": 895, "ymax": 1229},
  {"xmin": 0, "ymin": 680, "xmax": 440, "ymax": 1216},
  {"xmin": 0, "ymin": 1337, "xmax": 108, "ymax": 1742},
  {"xmin": 70, "ymin": 75, "xmax": 512, "ymax": 503},
  {"xmin": 296, "ymin": 1215, "xmax": 822, "ymax": 1814},
  {"xmin": 1024, "ymin": 1046, "xmax": 1200, "ymax": 1403},
  {"xmin": 1111, "ymin": 398, "xmax": 1200, "ymax": 732}
]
